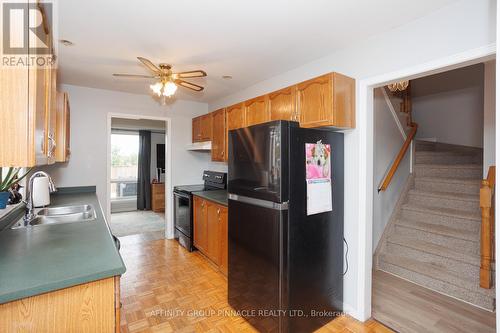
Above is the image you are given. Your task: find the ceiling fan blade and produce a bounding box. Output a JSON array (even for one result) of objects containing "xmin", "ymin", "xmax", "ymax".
[
  {"xmin": 137, "ymin": 57, "xmax": 161, "ymax": 74},
  {"xmin": 113, "ymin": 73, "xmax": 155, "ymax": 78},
  {"xmin": 175, "ymin": 79, "xmax": 204, "ymax": 92},
  {"xmin": 175, "ymin": 70, "xmax": 207, "ymax": 79}
]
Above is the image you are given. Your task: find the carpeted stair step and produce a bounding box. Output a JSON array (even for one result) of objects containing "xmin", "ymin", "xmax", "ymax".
[
  {"xmin": 399, "ymin": 204, "xmax": 480, "ymax": 232},
  {"xmin": 378, "ymin": 254, "xmax": 495, "ymax": 310},
  {"xmin": 415, "ymin": 151, "xmax": 482, "ymax": 165},
  {"xmin": 407, "ymin": 189, "xmax": 480, "ymax": 213},
  {"xmin": 393, "ymin": 220, "xmax": 479, "ymax": 255},
  {"xmin": 385, "ymin": 237, "xmax": 479, "ymax": 279},
  {"xmin": 414, "ymin": 163, "xmax": 483, "ymax": 179},
  {"xmin": 414, "ymin": 177, "xmax": 480, "ymax": 195},
  {"xmin": 415, "ymin": 141, "xmax": 484, "ymax": 155}
]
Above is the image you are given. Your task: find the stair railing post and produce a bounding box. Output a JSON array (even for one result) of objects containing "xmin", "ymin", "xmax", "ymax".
[{"xmin": 480, "ymin": 166, "xmax": 495, "ymax": 289}]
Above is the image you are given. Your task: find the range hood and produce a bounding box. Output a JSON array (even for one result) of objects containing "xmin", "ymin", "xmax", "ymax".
[{"xmin": 186, "ymin": 141, "xmax": 211, "ymax": 151}]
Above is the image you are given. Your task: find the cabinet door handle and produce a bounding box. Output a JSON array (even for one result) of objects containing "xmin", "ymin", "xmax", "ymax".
[{"xmin": 217, "ymin": 208, "xmax": 220, "ymax": 215}]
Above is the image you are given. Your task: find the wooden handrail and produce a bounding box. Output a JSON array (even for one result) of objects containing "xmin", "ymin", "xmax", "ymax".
[
  {"xmin": 480, "ymin": 165, "xmax": 495, "ymax": 288},
  {"xmin": 378, "ymin": 123, "xmax": 418, "ymax": 192}
]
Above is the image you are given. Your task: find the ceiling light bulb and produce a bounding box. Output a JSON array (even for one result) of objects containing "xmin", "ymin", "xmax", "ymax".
[
  {"xmin": 150, "ymin": 82, "xmax": 163, "ymax": 96},
  {"xmin": 162, "ymin": 81, "xmax": 177, "ymax": 97}
]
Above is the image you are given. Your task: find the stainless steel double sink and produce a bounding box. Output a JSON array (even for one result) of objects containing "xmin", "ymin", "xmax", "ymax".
[{"xmin": 12, "ymin": 204, "xmax": 97, "ymax": 228}]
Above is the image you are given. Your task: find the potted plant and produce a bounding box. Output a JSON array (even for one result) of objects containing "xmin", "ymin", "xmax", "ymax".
[{"xmin": 0, "ymin": 167, "xmax": 31, "ymax": 209}]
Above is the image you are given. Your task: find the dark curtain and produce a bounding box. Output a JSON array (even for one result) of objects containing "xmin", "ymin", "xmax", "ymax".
[{"xmin": 137, "ymin": 130, "xmax": 151, "ymax": 210}]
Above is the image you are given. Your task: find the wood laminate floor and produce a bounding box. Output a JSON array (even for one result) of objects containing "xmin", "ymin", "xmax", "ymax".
[
  {"xmin": 118, "ymin": 234, "xmax": 393, "ymax": 332},
  {"xmin": 372, "ymin": 270, "xmax": 496, "ymax": 333}
]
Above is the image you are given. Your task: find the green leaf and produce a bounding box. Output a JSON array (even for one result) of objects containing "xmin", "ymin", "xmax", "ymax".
[
  {"xmin": 2, "ymin": 168, "xmax": 20, "ymax": 192},
  {"xmin": 0, "ymin": 168, "xmax": 15, "ymax": 192}
]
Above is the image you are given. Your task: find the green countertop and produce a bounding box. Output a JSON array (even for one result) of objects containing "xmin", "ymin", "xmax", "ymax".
[
  {"xmin": 0, "ymin": 190, "xmax": 126, "ymax": 304},
  {"xmin": 193, "ymin": 190, "xmax": 228, "ymax": 206}
]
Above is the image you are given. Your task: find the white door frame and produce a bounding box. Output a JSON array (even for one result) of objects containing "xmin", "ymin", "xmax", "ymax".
[
  {"xmin": 106, "ymin": 113, "xmax": 173, "ymax": 239},
  {"xmin": 356, "ymin": 44, "xmax": 496, "ymax": 321}
]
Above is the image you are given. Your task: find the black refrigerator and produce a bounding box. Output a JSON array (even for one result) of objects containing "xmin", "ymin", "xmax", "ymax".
[{"xmin": 228, "ymin": 120, "xmax": 344, "ymax": 333}]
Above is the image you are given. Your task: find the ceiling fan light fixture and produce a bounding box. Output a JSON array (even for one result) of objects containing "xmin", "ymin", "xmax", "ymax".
[
  {"xmin": 150, "ymin": 82, "xmax": 163, "ymax": 96},
  {"xmin": 162, "ymin": 81, "xmax": 177, "ymax": 97}
]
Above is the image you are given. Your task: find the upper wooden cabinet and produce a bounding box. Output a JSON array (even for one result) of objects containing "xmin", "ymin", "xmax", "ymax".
[
  {"xmin": 200, "ymin": 114, "xmax": 212, "ymax": 141},
  {"xmin": 269, "ymin": 86, "xmax": 298, "ymax": 121},
  {"xmin": 190, "ymin": 71, "xmax": 355, "ymax": 163},
  {"xmin": 226, "ymin": 103, "xmax": 246, "ymax": 130},
  {"xmin": 245, "ymin": 95, "xmax": 270, "ymax": 127},
  {"xmin": 0, "ymin": 5, "xmax": 57, "ymax": 167},
  {"xmin": 211, "ymin": 109, "xmax": 226, "ymax": 162},
  {"xmin": 192, "ymin": 116, "xmax": 201, "ymax": 142},
  {"xmin": 192, "ymin": 114, "xmax": 212, "ymax": 142},
  {"xmin": 55, "ymin": 92, "xmax": 71, "ymax": 163},
  {"xmin": 298, "ymin": 72, "xmax": 355, "ymax": 128}
]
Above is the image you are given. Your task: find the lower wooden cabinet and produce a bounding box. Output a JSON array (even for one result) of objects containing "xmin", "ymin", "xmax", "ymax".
[
  {"xmin": 151, "ymin": 183, "xmax": 165, "ymax": 212},
  {"xmin": 218, "ymin": 207, "xmax": 228, "ymax": 275},
  {"xmin": 193, "ymin": 196, "xmax": 208, "ymax": 253},
  {"xmin": 193, "ymin": 196, "xmax": 228, "ymax": 275},
  {"xmin": 206, "ymin": 203, "xmax": 221, "ymax": 264},
  {"xmin": 0, "ymin": 276, "xmax": 121, "ymax": 333}
]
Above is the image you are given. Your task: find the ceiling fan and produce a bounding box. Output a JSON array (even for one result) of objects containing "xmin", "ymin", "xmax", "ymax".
[{"xmin": 113, "ymin": 57, "xmax": 207, "ymax": 99}]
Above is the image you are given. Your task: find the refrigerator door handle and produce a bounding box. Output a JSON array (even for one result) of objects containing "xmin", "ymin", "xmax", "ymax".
[{"xmin": 228, "ymin": 193, "xmax": 289, "ymax": 210}]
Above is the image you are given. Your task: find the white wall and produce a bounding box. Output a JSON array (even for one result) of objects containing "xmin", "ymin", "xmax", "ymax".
[
  {"xmin": 208, "ymin": 0, "xmax": 496, "ymax": 320},
  {"xmin": 40, "ymin": 84, "xmax": 209, "ymax": 217},
  {"xmin": 372, "ymin": 88, "xmax": 410, "ymax": 252},
  {"xmin": 412, "ymin": 64, "xmax": 485, "ymax": 147},
  {"xmin": 484, "ymin": 60, "xmax": 496, "ymax": 176}
]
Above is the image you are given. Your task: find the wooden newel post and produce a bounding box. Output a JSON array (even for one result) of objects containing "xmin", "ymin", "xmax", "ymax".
[{"xmin": 480, "ymin": 179, "xmax": 493, "ymax": 288}]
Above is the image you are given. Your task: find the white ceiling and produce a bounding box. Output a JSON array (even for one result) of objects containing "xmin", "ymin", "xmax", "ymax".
[{"xmin": 58, "ymin": 0, "xmax": 458, "ymax": 103}]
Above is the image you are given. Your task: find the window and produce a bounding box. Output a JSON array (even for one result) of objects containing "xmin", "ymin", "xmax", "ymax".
[{"xmin": 110, "ymin": 132, "xmax": 139, "ymax": 200}]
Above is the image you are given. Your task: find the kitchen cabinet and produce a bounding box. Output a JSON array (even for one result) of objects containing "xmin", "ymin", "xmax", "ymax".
[
  {"xmin": 192, "ymin": 114, "xmax": 212, "ymax": 142},
  {"xmin": 192, "ymin": 116, "xmax": 202, "ymax": 142},
  {"xmin": 193, "ymin": 196, "xmax": 208, "ymax": 253},
  {"xmin": 226, "ymin": 103, "xmax": 246, "ymax": 130},
  {"xmin": 190, "ymin": 71, "xmax": 355, "ymax": 162},
  {"xmin": 245, "ymin": 95, "xmax": 270, "ymax": 127},
  {"xmin": 0, "ymin": 3, "xmax": 57, "ymax": 167},
  {"xmin": 206, "ymin": 202, "xmax": 221, "ymax": 264},
  {"xmin": 151, "ymin": 183, "xmax": 165, "ymax": 212},
  {"xmin": 211, "ymin": 108, "xmax": 227, "ymax": 162},
  {"xmin": 55, "ymin": 91, "xmax": 71, "ymax": 162},
  {"xmin": 200, "ymin": 114, "xmax": 212, "ymax": 141},
  {"xmin": 193, "ymin": 196, "xmax": 228, "ymax": 275},
  {"xmin": 218, "ymin": 206, "xmax": 228, "ymax": 276},
  {"xmin": 0, "ymin": 276, "xmax": 120, "ymax": 332},
  {"xmin": 269, "ymin": 86, "xmax": 298, "ymax": 121},
  {"xmin": 298, "ymin": 72, "xmax": 355, "ymax": 128}
]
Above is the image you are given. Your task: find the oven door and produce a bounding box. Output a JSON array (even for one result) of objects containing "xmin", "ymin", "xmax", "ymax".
[{"xmin": 173, "ymin": 191, "xmax": 192, "ymax": 238}]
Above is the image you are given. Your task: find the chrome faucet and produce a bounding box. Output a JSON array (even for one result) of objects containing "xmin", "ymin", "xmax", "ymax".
[{"xmin": 23, "ymin": 171, "xmax": 57, "ymax": 226}]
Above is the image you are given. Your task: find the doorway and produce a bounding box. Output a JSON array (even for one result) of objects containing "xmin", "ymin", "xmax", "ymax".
[
  {"xmin": 107, "ymin": 116, "xmax": 169, "ymax": 239},
  {"xmin": 370, "ymin": 61, "xmax": 495, "ymax": 332}
]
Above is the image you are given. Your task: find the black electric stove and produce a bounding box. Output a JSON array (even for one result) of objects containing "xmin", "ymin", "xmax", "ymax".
[{"xmin": 173, "ymin": 171, "xmax": 226, "ymax": 251}]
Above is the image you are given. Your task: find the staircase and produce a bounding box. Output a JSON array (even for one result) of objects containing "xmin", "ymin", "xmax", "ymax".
[{"xmin": 375, "ymin": 140, "xmax": 496, "ymax": 311}]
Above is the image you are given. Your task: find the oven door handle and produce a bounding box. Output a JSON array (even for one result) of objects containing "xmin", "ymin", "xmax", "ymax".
[{"xmin": 174, "ymin": 191, "xmax": 191, "ymax": 200}]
